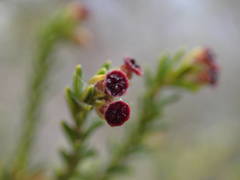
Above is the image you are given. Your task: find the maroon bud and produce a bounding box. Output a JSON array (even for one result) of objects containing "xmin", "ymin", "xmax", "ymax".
[
  {"xmin": 208, "ymin": 68, "xmax": 218, "ymax": 86},
  {"xmin": 195, "ymin": 48, "xmax": 216, "ymax": 67},
  {"xmin": 197, "ymin": 66, "xmax": 219, "ymax": 86},
  {"xmin": 104, "ymin": 70, "xmax": 129, "ymax": 97},
  {"xmin": 69, "ymin": 3, "xmax": 89, "ymax": 21},
  {"xmin": 121, "ymin": 57, "xmax": 143, "ymax": 78},
  {"xmin": 104, "ymin": 101, "xmax": 130, "ymax": 127},
  {"xmin": 193, "ymin": 48, "xmax": 219, "ymax": 86}
]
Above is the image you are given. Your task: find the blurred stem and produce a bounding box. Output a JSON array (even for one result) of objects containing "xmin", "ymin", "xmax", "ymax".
[
  {"xmin": 14, "ymin": 27, "xmax": 58, "ymax": 171},
  {"xmin": 13, "ymin": 9, "xmax": 78, "ymax": 171},
  {"xmin": 97, "ymin": 83, "xmax": 164, "ymax": 180}
]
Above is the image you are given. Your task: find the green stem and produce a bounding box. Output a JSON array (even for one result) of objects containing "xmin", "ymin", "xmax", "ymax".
[
  {"xmin": 57, "ymin": 85, "xmax": 98, "ymax": 180},
  {"xmin": 57, "ymin": 129, "xmax": 85, "ymax": 180},
  {"xmin": 57, "ymin": 63, "xmax": 112, "ymax": 180},
  {"xmin": 57, "ymin": 112, "xmax": 89, "ymax": 180},
  {"xmin": 13, "ymin": 9, "xmax": 78, "ymax": 171},
  {"xmin": 97, "ymin": 84, "xmax": 162, "ymax": 180},
  {"xmin": 14, "ymin": 34, "xmax": 57, "ymax": 170}
]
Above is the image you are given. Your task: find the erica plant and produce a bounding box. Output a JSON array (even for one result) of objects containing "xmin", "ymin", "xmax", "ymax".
[
  {"xmin": 57, "ymin": 47, "xmax": 219, "ymax": 180},
  {"xmin": 57, "ymin": 58, "xmax": 143, "ymax": 179},
  {"xmin": 0, "ymin": 2, "xmax": 220, "ymax": 180}
]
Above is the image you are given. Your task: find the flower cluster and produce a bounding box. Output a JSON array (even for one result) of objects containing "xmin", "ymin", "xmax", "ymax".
[
  {"xmin": 92, "ymin": 58, "xmax": 142, "ymax": 127},
  {"xmin": 169, "ymin": 47, "xmax": 219, "ymax": 91},
  {"xmin": 82, "ymin": 48, "xmax": 219, "ymax": 180}
]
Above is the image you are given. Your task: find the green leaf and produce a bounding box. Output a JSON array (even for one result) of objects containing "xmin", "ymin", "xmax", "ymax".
[
  {"xmin": 81, "ymin": 149, "xmax": 97, "ymax": 159},
  {"xmin": 144, "ymin": 69, "xmax": 154, "ymax": 87},
  {"xmin": 59, "ymin": 149, "xmax": 72, "ymax": 163},
  {"xmin": 174, "ymin": 80, "xmax": 200, "ymax": 91},
  {"xmin": 65, "ymin": 87, "xmax": 78, "ymax": 115},
  {"xmin": 61, "ymin": 121, "xmax": 79, "ymax": 143},
  {"xmin": 156, "ymin": 54, "xmax": 173, "ymax": 83},
  {"xmin": 72, "ymin": 64, "xmax": 83, "ymax": 97},
  {"xmin": 97, "ymin": 61, "xmax": 111, "ymax": 74},
  {"xmin": 71, "ymin": 95, "xmax": 93, "ymax": 111},
  {"xmin": 172, "ymin": 49, "xmax": 185, "ymax": 63},
  {"xmin": 108, "ymin": 164, "xmax": 131, "ymax": 175},
  {"xmin": 81, "ymin": 85, "xmax": 95, "ymax": 102},
  {"xmin": 101, "ymin": 60, "xmax": 111, "ymax": 70},
  {"xmin": 65, "ymin": 87, "xmax": 93, "ymax": 119},
  {"xmin": 174, "ymin": 64, "xmax": 194, "ymax": 80},
  {"xmin": 97, "ymin": 67, "xmax": 107, "ymax": 75},
  {"xmin": 66, "ymin": 86, "xmax": 93, "ymax": 111}
]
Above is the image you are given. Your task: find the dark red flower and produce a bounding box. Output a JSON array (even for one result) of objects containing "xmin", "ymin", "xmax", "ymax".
[
  {"xmin": 208, "ymin": 68, "xmax": 218, "ymax": 86},
  {"xmin": 104, "ymin": 100, "xmax": 130, "ymax": 127},
  {"xmin": 121, "ymin": 57, "xmax": 143, "ymax": 78},
  {"xmin": 195, "ymin": 48, "xmax": 217, "ymax": 69},
  {"xmin": 194, "ymin": 48, "xmax": 219, "ymax": 86},
  {"xmin": 69, "ymin": 3, "xmax": 89, "ymax": 21},
  {"xmin": 104, "ymin": 70, "xmax": 129, "ymax": 97}
]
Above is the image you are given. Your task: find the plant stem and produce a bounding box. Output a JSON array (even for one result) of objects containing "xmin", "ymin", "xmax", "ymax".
[
  {"xmin": 97, "ymin": 84, "xmax": 163, "ymax": 180},
  {"xmin": 14, "ymin": 29, "xmax": 58, "ymax": 171},
  {"xmin": 57, "ymin": 82, "xmax": 101, "ymax": 180},
  {"xmin": 57, "ymin": 108, "xmax": 89, "ymax": 180},
  {"xmin": 13, "ymin": 9, "xmax": 78, "ymax": 171}
]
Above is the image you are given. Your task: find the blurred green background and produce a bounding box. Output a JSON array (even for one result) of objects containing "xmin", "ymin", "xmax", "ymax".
[{"xmin": 0, "ymin": 0, "xmax": 239, "ymax": 179}]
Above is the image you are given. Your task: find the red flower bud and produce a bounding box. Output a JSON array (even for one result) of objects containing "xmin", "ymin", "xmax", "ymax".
[
  {"xmin": 104, "ymin": 100, "xmax": 130, "ymax": 127},
  {"xmin": 195, "ymin": 48, "xmax": 215, "ymax": 66},
  {"xmin": 104, "ymin": 70, "xmax": 129, "ymax": 97},
  {"xmin": 121, "ymin": 57, "xmax": 143, "ymax": 78},
  {"xmin": 69, "ymin": 3, "xmax": 89, "ymax": 21},
  {"xmin": 208, "ymin": 68, "xmax": 218, "ymax": 85},
  {"xmin": 194, "ymin": 48, "xmax": 219, "ymax": 86}
]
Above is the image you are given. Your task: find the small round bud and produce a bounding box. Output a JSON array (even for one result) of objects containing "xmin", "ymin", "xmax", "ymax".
[
  {"xmin": 104, "ymin": 100, "xmax": 130, "ymax": 127},
  {"xmin": 104, "ymin": 70, "xmax": 129, "ymax": 97},
  {"xmin": 194, "ymin": 48, "xmax": 219, "ymax": 86},
  {"xmin": 122, "ymin": 57, "xmax": 143, "ymax": 77},
  {"xmin": 68, "ymin": 3, "xmax": 89, "ymax": 21}
]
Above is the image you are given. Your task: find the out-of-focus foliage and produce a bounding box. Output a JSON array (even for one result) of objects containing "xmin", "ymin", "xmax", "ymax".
[{"xmin": 0, "ymin": 3, "xmax": 90, "ymax": 179}]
